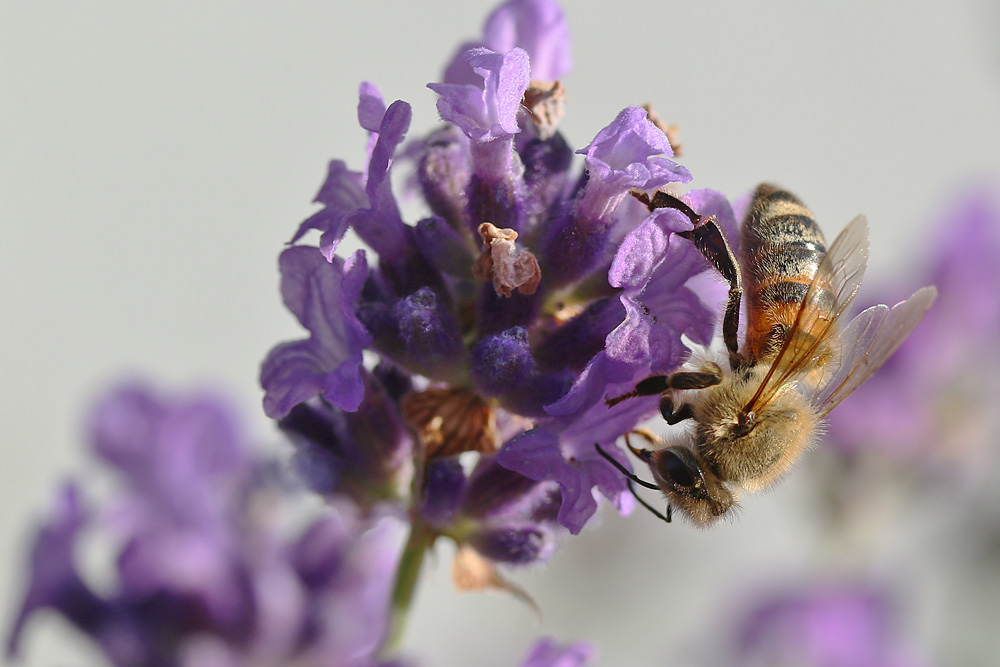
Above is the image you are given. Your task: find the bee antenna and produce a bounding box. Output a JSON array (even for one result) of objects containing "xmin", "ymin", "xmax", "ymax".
[
  {"xmin": 594, "ymin": 443, "xmax": 660, "ymax": 491},
  {"xmin": 628, "ymin": 480, "xmax": 672, "ymax": 524}
]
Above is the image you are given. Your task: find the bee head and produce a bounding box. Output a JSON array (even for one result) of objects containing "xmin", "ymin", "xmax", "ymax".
[{"xmin": 649, "ymin": 447, "xmax": 735, "ymax": 527}]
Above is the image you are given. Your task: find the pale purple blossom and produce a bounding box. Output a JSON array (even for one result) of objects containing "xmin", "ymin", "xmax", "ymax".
[
  {"xmin": 442, "ymin": 0, "xmax": 571, "ymax": 86},
  {"xmin": 8, "ymin": 384, "xmax": 407, "ymax": 666},
  {"xmin": 730, "ymin": 583, "xmax": 928, "ymax": 667},
  {"xmin": 520, "ymin": 637, "xmax": 596, "ymax": 667}
]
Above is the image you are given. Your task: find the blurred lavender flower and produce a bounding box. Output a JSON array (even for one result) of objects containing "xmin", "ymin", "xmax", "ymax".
[
  {"xmin": 7, "ymin": 384, "xmax": 406, "ymax": 667},
  {"xmin": 519, "ymin": 636, "xmax": 595, "ymax": 667},
  {"xmin": 263, "ymin": 0, "xmax": 725, "ymax": 569},
  {"xmin": 443, "ymin": 0, "xmax": 572, "ymax": 86},
  {"xmin": 826, "ymin": 188, "xmax": 1000, "ymax": 467},
  {"xmin": 728, "ymin": 582, "xmax": 927, "ymax": 667}
]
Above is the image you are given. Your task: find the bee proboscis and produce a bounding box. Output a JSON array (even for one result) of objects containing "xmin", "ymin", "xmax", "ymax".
[{"xmin": 600, "ymin": 184, "xmax": 937, "ymax": 527}]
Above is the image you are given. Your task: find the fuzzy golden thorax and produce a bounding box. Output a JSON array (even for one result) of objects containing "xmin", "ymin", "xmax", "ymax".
[
  {"xmin": 690, "ymin": 364, "xmax": 820, "ymax": 490},
  {"xmin": 651, "ymin": 363, "xmax": 821, "ymax": 527}
]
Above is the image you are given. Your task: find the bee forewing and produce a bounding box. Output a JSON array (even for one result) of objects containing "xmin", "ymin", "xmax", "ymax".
[
  {"xmin": 816, "ymin": 214, "xmax": 871, "ymax": 318},
  {"xmin": 747, "ymin": 215, "xmax": 871, "ymax": 412},
  {"xmin": 815, "ymin": 285, "xmax": 938, "ymax": 416}
]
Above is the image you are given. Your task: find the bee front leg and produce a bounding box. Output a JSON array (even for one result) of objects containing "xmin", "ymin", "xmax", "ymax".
[
  {"xmin": 632, "ymin": 189, "xmax": 743, "ymax": 370},
  {"xmin": 659, "ymin": 394, "xmax": 694, "ymax": 425}
]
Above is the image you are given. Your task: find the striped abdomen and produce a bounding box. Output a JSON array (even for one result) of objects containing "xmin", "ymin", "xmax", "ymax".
[{"xmin": 741, "ymin": 184, "xmax": 833, "ymax": 362}]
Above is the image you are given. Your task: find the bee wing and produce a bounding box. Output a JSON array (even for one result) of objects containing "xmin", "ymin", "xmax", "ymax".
[
  {"xmin": 812, "ymin": 285, "xmax": 937, "ymax": 417},
  {"xmin": 745, "ymin": 215, "xmax": 870, "ymax": 412}
]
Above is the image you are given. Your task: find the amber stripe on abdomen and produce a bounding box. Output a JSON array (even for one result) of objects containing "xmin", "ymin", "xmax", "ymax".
[{"xmin": 740, "ymin": 185, "xmax": 834, "ymax": 361}]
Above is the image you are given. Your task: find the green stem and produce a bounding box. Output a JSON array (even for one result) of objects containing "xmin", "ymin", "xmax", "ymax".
[{"xmin": 382, "ymin": 521, "xmax": 434, "ymax": 655}]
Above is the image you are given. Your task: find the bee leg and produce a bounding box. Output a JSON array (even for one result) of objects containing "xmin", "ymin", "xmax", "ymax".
[
  {"xmin": 623, "ymin": 430, "xmax": 658, "ymax": 463},
  {"xmin": 659, "ymin": 395, "xmax": 694, "ymax": 425},
  {"xmin": 677, "ymin": 221, "xmax": 742, "ymax": 370},
  {"xmin": 605, "ymin": 369, "xmax": 722, "ymax": 407},
  {"xmin": 631, "ymin": 188, "xmax": 743, "ymax": 370}
]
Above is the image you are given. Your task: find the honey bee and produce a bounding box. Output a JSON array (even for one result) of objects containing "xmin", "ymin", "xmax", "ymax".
[{"xmin": 598, "ymin": 184, "xmax": 937, "ymax": 527}]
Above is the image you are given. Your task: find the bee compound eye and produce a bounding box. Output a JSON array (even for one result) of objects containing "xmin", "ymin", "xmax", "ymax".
[{"xmin": 657, "ymin": 449, "xmax": 698, "ymax": 489}]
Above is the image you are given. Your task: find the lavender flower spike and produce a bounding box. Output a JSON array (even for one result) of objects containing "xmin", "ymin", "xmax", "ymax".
[{"xmin": 262, "ymin": 0, "xmax": 730, "ymax": 648}]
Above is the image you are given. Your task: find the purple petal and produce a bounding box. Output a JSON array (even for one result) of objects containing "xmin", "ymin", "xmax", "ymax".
[
  {"xmin": 443, "ymin": 1, "xmax": 571, "ymax": 85},
  {"xmin": 470, "ymin": 523, "xmax": 554, "ymax": 564},
  {"xmin": 346, "ymin": 100, "xmax": 413, "ymax": 258},
  {"xmin": 462, "ymin": 455, "xmax": 547, "ymax": 519},
  {"xmin": 497, "ymin": 424, "xmax": 634, "ymax": 534},
  {"xmin": 520, "ymin": 637, "xmax": 596, "ymax": 667},
  {"xmin": 575, "ymin": 107, "xmax": 691, "ymax": 221},
  {"xmin": 542, "ymin": 352, "xmax": 632, "ymax": 417},
  {"xmin": 261, "ymin": 249, "xmax": 370, "ymax": 418},
  {"xmin": 89, "ymin": 385, "xmax": 249, "ymax": 526},
  {"xmin": 307, "ymin": 160, "xmax": 367, "ymax": 259},
  {"xmin": 470, "ymin": 327, "xmax": 573, "ymax": 417},
  {"xmin": 483, "ymin": 0, "xmax": 571, "ymax": 82},
  {"xmin": 539, "ymin": 109, "xmax": 692, "ymax": 287},
  {"xmin": 431, "ymin": 48, "xmax": 531, "ymax": 229},
  {"xmin": 415, "ymin": 125, "xmax": 472, "ymax": 231},
  {"xmin": 430, "ymin": 48, "xmax": 530, "ymax": 144},
  {"xmin": 494, "ymin": 347, "xmax": 669, "ymax": 532},
  {"xmin": 357, "ymin": 82, "xmax": 386, "ymax": 133},
  {"xmin": 316, "ymin": 514, "xmax": 405, "ymax": 664},
  {"xmin": 358, "ymin": 82, "xmax": 388, "ymax": 178},
  {"xmin": 442, "ymin": 40, "xmax": 489, "ymax": 86},
  {"xmin": 735, "ymin": 583, "xmax": 925, "ymax": 667},
  {"xmin": 291, "ymin": 512, "xmax": 352, "ymax": 589},
  {"xmin": 533, "ymin": 298, "xmax": 626, "ymax": 373},
  {"xmin": 420, "ymin": 458, "xmax": 468, "ymax": 527},
  {"xmin": 471, "ymin": 47, "xmax": 530, "ymax": 137},
  {"xmin": 7, "ymin": 484, "xmax": 100, "ymax": 658},
  {"xmin": 116, "ymin": 531, "xmax": 251, "ymax": 631},
  {"xmin": 279, "ymin": 375, "xmax": 414, "ymax": 509},
  {"xmin": 608, "ymin": 208, "xmax": 692, "ymax": 288},
  {"xmin": 606, "ymin": 204, "xmax": 719, "ymax": 372}
]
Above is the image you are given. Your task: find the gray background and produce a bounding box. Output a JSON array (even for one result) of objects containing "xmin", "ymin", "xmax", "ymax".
[{"xmin": 3, "ymin": 1, "xmax": 999, "ymax": 664}]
